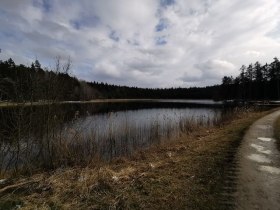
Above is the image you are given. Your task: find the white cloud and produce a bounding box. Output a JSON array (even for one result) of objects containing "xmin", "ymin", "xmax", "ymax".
[
  {"xmin": 198, "ymin": 59, "xmax": 236, "ymax": 79},
  {"xmin": 245, "ymin": 50, "xmax": 263, "ymax": 57},
  {"xmin": 0, "ymin": 0, "xmax": 280, "ymax": 87}
]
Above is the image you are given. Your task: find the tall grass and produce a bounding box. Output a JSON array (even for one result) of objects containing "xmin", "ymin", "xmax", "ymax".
[{"xmin": 0, "ymin": 58, "xmax": 72, "ymax": 176}]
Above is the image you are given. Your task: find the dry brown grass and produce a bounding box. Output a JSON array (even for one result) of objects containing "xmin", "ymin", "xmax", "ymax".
[{"xmin": 0, "ymin": 108, "xmax": 274, "ymax": 210}]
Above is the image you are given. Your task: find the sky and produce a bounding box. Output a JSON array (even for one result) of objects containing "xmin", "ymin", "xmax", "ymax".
[{"xmin": 0, "ymin": 0, "xmax": 280, "ymax": 88}]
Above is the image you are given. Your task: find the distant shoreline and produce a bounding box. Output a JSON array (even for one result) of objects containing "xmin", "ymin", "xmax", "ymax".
[
  {"xmin": 0, "ymin": 98, "xmax": 221, "ymax": 108},
  {"xmin": 2, "ymin": 99, "xmax": 280, "ymax": 108}
]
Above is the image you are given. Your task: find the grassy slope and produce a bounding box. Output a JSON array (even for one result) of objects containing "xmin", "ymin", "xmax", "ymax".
[{"xmin": 0, "ymin": 109, "xmax": 272, "ymax": 210}]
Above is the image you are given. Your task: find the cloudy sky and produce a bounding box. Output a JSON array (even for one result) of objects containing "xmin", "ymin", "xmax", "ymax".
[{"xmin": 0, "ymin": 0, "xmax": 280, "ymax": 87}]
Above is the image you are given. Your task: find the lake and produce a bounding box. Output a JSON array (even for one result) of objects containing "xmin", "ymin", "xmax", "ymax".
[{"xmin": 0, "ymin": 99, "xmax": 229, "ymax": 172}]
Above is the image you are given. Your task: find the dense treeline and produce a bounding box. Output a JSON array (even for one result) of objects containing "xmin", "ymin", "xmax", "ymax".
[
  {"xmin": 2, "ymin": 57, "xmax": 280, "ymax": 102},
  {"xmin": 0, "ymin": 58, "xmax": 81, "ymax": 101},
  {"xmin": 88, "ymin": 82, "xmax": 220, "ymax": 100},
  {"xmin": 0, "ymin": 58, "xmax": 219, "ymax": 101},
  {"xmin": 221, "ymin": 57, "xmax": 280, "ymax": 100}
]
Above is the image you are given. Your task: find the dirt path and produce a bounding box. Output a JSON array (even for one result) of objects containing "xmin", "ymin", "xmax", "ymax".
[{"xmin": 235, "ymin": 110, "xmax": 280, "ymax": 210}]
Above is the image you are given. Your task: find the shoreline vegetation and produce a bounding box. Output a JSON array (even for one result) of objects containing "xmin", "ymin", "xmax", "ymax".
[
  {"xmin": 1, "ymin": 99, "xmax": 280, "ymax": 109},
  {"xmin": 0, "ymin": 99, "xmax": 212, "ymax": 107},
  {"xmin": 0, "ymin": 108, "xmax": 275, "ymax": 209}
]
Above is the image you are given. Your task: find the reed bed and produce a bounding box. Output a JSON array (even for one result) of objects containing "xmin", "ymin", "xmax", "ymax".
[{"xmin": 0, "ymin": 104, "xmax": 257, "ymax": 177}]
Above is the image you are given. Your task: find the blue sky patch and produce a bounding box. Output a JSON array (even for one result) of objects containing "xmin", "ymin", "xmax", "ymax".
[
  {"xmin": 155, "ymin": 18, "xmax": 169, "ymax": 32},
  {"xmin": 70, "ymin": 16, "xmax": 100, "ymax": 30},
  {"xmin": 33, "ymin": 0, "xmax": 52, "ymax": 13},
  {"xmin": 70, "ymin": 20, "xmax": 81, "ymax": 30},
  {"xmin": 109, "ymin": 30, "xmax": 120, "ymax": 42},
  {"xmin": 155, "ymin": 36, "xmax": 167, "ymax": 45},
  {"xmin": 160, "ymin": 0, "xmax": 176, "ymax": 7}
]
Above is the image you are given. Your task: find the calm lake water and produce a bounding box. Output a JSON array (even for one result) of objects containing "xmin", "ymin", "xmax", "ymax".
[{"xmin": 0, "ymin": 99, "xmax": 229, "ymax": 170}]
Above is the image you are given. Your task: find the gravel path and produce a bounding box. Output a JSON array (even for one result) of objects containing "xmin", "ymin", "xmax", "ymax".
[{"xmin": 235, "ymin": 110, "xmax": 280, "ymax": 210}]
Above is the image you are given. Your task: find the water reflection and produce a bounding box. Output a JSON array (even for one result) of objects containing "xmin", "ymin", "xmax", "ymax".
[{"xmin": 63, "ymin": 107, "xmax": 221, "ymax": 160}]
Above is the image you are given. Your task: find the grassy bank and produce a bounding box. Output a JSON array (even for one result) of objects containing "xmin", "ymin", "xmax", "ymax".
[
  {"xmin": 0, "ymin": 109, "xmax": 273, "ymax": 210},
  {"xmin": 274, "ymin": 115, "xmax": 280, "ymax": 151}
]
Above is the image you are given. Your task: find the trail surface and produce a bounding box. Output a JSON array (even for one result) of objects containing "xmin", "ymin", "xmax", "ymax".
[{"xmin": 235, "ymin": 110, "xmax": 280, "ymax": 209}]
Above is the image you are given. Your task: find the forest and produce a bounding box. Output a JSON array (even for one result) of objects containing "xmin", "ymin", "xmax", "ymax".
[
  {"xmin": 221, "ymin": 57, "xmax": 280, "ymax": 100},
  {"xmin": 0, "ymin": 57, "xmax": 280, "ymax": 102},
  {"xmin": 0, "ymin": 58, "xmax": 219, "ymax": 101}
]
